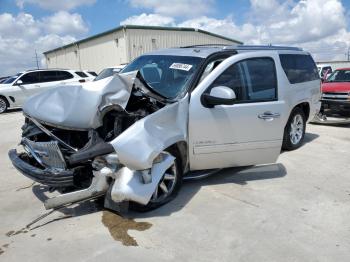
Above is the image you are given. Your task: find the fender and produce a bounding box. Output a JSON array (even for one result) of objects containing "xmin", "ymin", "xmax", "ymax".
[{"xmin": 110, "ymin": 94, "xmax": 189, "ymax": 170}]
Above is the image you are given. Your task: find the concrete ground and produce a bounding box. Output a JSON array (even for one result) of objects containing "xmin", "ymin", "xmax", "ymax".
[{"xmin": 0, "ymin": 110, "xmax": 349, "ymax": 262}]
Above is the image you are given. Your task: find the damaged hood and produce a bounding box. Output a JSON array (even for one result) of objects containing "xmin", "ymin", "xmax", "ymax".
[{"xmin": 23, "ymin": 72, "xmax": 137, "ymax": 130}]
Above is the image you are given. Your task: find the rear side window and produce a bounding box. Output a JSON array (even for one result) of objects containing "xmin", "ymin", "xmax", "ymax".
[
  {"xmin": 209, "ymin": 57, "xmax": 277, "ymax": 102},
  {"xmin": 88, "ymin": 71, "xmax": 97, "ymax": 76},
  {"xmin": 40, "ymin": 71, "xmax": 60, "ymax": 82},
  {"xmin": 279, "ymin": 54, "xmax": 319, "ymax": 84},
  {"xmin": 56, "ymin": 71, "xmax": 74, "ymax": 80},
  {"xmin": 75, "ymin": 71, "xmax": 88, "ymax": 78}
]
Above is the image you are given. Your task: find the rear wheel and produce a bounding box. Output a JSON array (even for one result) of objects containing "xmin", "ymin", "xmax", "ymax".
[
  {"xmin": 0, "ymin": 97, "xmax": 8, "ymax": 114},
  {"xmin": 130, "ymin": 150, "xmax": 183, "ymax": 212},
  {"xmin": 282, "ymin": 107, "xmax": 306, "ymax": 150}
]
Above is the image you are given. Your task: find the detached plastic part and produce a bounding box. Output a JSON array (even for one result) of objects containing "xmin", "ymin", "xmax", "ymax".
[{"xmin": 111, "ymin": 153, "xmax": 175, "ymax": 205}]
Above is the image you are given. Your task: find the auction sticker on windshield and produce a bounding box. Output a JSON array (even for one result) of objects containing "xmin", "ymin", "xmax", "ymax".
[{"xmin": 170, "ymin": 63, "xmax": 193, "ymax": 71}]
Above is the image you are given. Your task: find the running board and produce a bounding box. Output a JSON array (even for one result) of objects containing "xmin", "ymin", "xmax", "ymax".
[
  {"xmin": 44, "ymin": 169, "xmax": 110, "ymax": 209},
  {"xmin": 183, "ymin": 169, "xmax": 221, "ymax": 181}
]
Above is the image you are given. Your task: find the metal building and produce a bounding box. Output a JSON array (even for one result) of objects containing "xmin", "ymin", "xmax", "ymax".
[
  {"xmin": 44, "ymin": 25, "xmax": 242, "ymax": 73},
  {"xmin": 316, "ymin": 61, "xmax": 350, "ymax": 70}
]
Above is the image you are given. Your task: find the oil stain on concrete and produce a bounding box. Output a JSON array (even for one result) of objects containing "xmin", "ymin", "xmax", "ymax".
[
  {"xmin": 6, "ymin": 228, "xmax": 29, "ymax": 237},
  {"xmin": 0, "ymin": 243, "xmax": 10, "ymax": 256},
  {"xmin": 102, "ymin": 210, "xmax": 152, "ymax": 246}
]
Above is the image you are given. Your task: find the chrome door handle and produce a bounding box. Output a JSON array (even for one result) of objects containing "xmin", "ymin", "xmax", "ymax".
[{"xmin": 258, "ymin": 112, "xmax": 280, "ymax": 120}]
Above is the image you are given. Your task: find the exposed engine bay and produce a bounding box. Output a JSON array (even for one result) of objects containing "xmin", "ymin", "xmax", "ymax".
[
  {"xmin": 19, "ymin": 86, "xmax": 163, "ymax": 187},
  {"xmin": 9, "ymin": 71, "xmax": 188, "ymax": 212}
]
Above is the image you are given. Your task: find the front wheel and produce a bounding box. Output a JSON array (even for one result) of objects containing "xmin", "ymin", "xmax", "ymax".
[
  {"xmin": 0, "ymin": 97, "xmax": 8, "ymax": 114},
  {"xmin": 282, "ymin": 107, "xmax": 306, "ymax": 151},
  {"xmin": 130, "ymin": 150, "xmax": 183, "ymax": 212}
]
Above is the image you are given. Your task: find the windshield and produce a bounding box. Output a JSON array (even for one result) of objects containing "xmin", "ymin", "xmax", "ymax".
[
  {"xmin": 94, "ymin": 68, "xmax": 121, "ymax": 81},
  {"xmin": 2, "ymin": 73, "xmax": 21, "ymax": 84},
  {"xmin": 326, "ymin": 70, "xmax": 350, "ymax": 82},
  {"xmin": 121, "ymin": 55, "xmax": 203, "ymax": 99}
]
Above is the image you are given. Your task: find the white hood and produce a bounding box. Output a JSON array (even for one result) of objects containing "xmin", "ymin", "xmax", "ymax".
[{"xmin": 23, "ymin": 73, "xmax": 136, "ymax": 130}]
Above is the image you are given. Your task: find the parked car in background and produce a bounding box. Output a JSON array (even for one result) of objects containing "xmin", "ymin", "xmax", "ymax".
[
  {"xmin": 74, "ymin": 71, "xmax": 95, "ymax": 82},
  {"xmin": 318, "ymin": 68, "xmax": 350, "ymax": 120},
  {"xmin": 83, "ymin": 70, "xmax": 97, "ymax": 79},
  {"xmin": 0, "ymin": 76, "xmax": 9, "ymax": 83},
  {"xmin": 317, "ymin": 64, "xmax": 333, "ymax": 79},
  {"xmin": 94, "ymin": 65, "xmax": 127, "ymax": 81},
  {"xmin": 0, "ymin": 69, "xmax": 86, "ymax": 113},
  {"xmin": 9, "ymin": 45, "xmax": 320, "ymax": 212}
]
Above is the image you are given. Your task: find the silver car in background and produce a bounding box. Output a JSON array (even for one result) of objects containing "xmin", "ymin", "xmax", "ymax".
[
  {"xmin": 0, "ymin": 69, "xmax": 86, "ymax": 113},
  {"xmin": 9, "ymin": 45, "xmax": 320, "ymax": 212}
]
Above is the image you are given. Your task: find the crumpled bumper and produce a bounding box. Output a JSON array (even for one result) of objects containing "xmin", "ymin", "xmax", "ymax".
[{"xmin": 8, "ymin": 149, "xmax": 74, "ymax": 187}]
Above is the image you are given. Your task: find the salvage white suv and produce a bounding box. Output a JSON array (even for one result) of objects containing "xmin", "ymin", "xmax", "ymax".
[
  {"xmin": 9, "ymin": 45, "xmax": 321, "ymax": 212},
  {"xmin": 0, "ymin": 69, "xmax": 86, "ymax": 113}
]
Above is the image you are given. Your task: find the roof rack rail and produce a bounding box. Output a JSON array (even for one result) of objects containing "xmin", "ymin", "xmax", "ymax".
[
  {"xmin": 25, "ymin": 68, "xmax": 69, "ymax": 72},
  {"xmin": 181, "ymin": 43, "xmax": 230, "ymax": 48},
  {"xmin": 224, "ymin": 45, "xmax": 303, "ymax": 51}
]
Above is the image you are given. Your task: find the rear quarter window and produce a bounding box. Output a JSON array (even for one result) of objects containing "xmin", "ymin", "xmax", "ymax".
[
  {"xmin": 75, "ymin": 71, "xmax": 88, "ymax": 78},
  {"xmin": 57, "ymin": 71, "xmax": 74, "ymax": 80},
  {"xmin": 279, "ymin": 54, "xmax": 319, "ymax": 84}
]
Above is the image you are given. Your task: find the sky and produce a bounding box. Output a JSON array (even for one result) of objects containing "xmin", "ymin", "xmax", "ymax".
[{"xmin": 0, "ymin": 0, "xmax": 350, "ymax": 75}]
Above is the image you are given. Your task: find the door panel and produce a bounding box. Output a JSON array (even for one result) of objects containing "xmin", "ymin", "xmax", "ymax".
[
  {"xmin": 189, "ymin": 55, "xmax": 287, "ymax": 170},
  {"xmin": 14, "ymin": 72, "xmax": 41, "ymax": 105}
]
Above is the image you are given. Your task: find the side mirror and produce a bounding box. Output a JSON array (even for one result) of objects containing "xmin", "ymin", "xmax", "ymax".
[
  {"xmin": 201, "ymin": 86, "xmax": 236, "ymax": 108},
  {"xmin": 15, "ymin": 80, "xmax": 23, "ymax": 86}
]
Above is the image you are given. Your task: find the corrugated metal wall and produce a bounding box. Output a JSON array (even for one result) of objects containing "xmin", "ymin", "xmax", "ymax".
[
  {"xmin": 78, "ymin": 30, "xmax": 127, "ymax": 72},
  {"xmin": 126, "ymin": 29, "xmax": 235, "ymax": 61},
  {"xmin": 46, "ymin": 30, "xmax": 128, "ymax": 73},
  {"xmin": 45, "ymin": 28, "xmax": 237, "ymax": 73}
]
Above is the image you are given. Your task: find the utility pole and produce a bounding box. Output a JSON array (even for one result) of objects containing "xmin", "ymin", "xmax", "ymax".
[
  {"xmin": 346, "ymin": 47, "xmax": 350, "ymax": 61},
  {"xmin": 34, "ymin": 50, "xmax": 39, "ymax": 69}
]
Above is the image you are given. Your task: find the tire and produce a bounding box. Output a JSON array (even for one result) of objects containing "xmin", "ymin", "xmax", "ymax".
[
  {"xmin": 0, "ymin": 97, "xmax": 8, "ymax": 114},
  {"xmin": 130, "ymin": 149, "xmax": 183, "ymax": 212},
  {"xmin": 282, "ymin": 107, "xmax": 306, "ymax": 151}
]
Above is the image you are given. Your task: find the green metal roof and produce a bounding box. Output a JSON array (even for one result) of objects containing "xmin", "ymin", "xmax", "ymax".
[{"xmin": 43, "ymin": 25, "xmax": 243, "ymax": 54}]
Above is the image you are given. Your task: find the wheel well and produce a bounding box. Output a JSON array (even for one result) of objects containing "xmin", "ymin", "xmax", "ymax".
[
  {"xmin": 166, "ymin": 141, "xmax": 188, "ymax": 173},
  {"xmin": 295, "ymin": 102, "xmax": 310, "ymax": 121},
  {"xmin": 0, "ymin": 95, "xmax": 9, "ymax": 107}
]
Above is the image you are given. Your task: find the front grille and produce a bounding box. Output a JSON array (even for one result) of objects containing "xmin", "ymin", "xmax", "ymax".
[
  {"xmin": 22, "ymin": 138, "xmax": 66, "ymax": 170},
  {"xmin": 322, "ymin": 92, "xmax": 349, "ymax": 101}
]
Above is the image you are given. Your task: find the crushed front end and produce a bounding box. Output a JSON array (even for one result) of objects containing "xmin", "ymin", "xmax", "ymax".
[
  {"xmin": 9, "ymin": 116, "xmax": 111, "ymax": 189},
  {"xmin": 8, "ymin": 71, "xmax": 187, "ymax": 212}
]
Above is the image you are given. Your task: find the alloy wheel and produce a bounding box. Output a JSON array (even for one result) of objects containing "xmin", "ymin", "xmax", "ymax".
[
  {"xmin": 289, "ymin": 114, "xmax": 304, "ymax": 145},
  {"xmin": 0, "ymin": 98, "xmax": 7, "ymax": 113},
  {"xmin": 150, "ymin": 162, "xmax": 177, "ymax": 203}
]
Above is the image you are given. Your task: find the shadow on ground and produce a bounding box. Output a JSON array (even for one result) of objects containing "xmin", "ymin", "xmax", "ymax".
[
  {"xmin": 31, "ymin": 163, "xmax": 286, "ymax": 219},
  {"xmin": 280, "ymin": 132, "xmax": 319, "ymax": 155},
  {"xmin": 132, "ymin": 163, "xmax": 287, "ymax": 218},
  {"xmin": 303, "ymin": 132, "xmax": 319, "ymax": 144},
  {"xmin": 0, "ymin": 108, "xmax": 22, "ymax": 115},
  {"xmin": 32, "ymin": 185, "xmax": 103, "ymax": 218}
]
